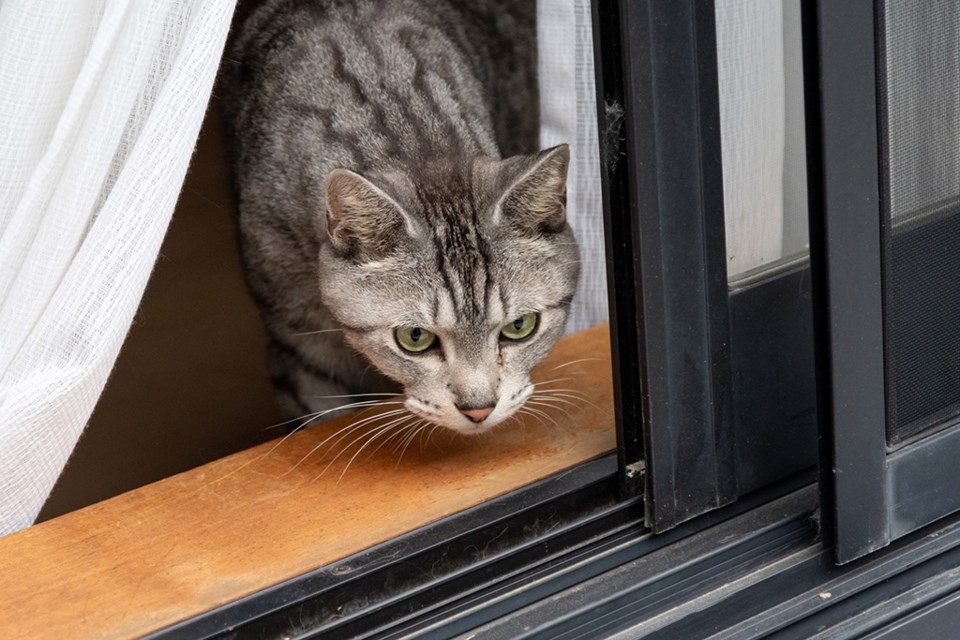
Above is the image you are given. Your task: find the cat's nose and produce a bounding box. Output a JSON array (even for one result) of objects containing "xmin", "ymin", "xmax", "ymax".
[{"xmin": 458, "ymin": 405, "xmax": 495, "ymax": 423}]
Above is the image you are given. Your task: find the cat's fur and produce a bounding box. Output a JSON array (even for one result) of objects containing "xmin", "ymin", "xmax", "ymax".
[{"xmin": 222, "ymin": 0, "xmax": 580, "ymax": 433}]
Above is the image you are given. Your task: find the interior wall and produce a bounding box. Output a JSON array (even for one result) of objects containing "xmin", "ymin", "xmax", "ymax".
[{"xmin": 37, "ymin": 94, "xmax": 281, "ymax": 521}]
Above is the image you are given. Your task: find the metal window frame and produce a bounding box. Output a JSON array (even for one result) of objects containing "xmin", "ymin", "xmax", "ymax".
[
  {"xmin": 806, "ymin": 0, "xmax": 960, "ymax": 565},
  {"xmin": 593, "ymin": 0, "xmax": 738, "ymax": 532}
]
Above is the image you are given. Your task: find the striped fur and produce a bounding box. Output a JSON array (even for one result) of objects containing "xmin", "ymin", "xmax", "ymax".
[{"xmin": 222, "ymin": 0, "xmax": 580, "ymax": 433}]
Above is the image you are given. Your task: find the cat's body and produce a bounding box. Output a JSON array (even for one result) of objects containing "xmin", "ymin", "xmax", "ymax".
[{"xmin": 222, "ymin": 0, "xmax": 580, "ymax": 433}]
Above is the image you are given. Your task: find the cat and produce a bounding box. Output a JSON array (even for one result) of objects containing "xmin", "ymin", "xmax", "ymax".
[{"xmin": 221, "ymin": 0, "xmax": 580, "ymax": 434}]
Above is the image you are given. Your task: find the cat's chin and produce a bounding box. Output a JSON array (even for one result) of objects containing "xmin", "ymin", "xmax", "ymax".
[{"xmin": 441, "ymin": 415, "xmax": 511, "ymax": 436}]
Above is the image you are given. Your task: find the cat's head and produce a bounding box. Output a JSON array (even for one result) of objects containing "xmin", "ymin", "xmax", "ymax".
[{"xmin": 318, "ymin": 145, "xmax": 579, "ymax": 434}]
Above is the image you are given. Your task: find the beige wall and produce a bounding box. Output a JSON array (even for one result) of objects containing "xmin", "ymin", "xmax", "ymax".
[{"xmin": 38, "ymin": 94, "xmax": 281, "ymax": 520}]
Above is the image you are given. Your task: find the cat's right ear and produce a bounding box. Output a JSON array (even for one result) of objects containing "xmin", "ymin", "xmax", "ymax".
[{"xmin": 324, "ymin": 169, "xmax": 415, "ymax": 261}]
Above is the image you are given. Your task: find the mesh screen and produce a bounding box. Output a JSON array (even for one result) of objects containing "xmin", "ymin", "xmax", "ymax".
[{"xmin": 881, "ymin": 1, "xmax": 960, "ymax": 444}]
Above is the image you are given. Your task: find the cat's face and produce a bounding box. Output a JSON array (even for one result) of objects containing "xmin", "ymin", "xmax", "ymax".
[{"xmin": 318, "ymin": 145, "xmax": 579, "ymax": 434}]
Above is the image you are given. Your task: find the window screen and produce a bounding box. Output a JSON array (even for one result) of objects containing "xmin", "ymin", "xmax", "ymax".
[{"xmin": 881, "ymin": 1, "xmax": 960, "ymax": 444}]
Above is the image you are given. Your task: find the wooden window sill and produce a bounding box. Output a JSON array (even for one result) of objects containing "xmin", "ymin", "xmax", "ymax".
[{"xmin": 0, "ymin": 323, "xmax": 615, "ymax": 639}]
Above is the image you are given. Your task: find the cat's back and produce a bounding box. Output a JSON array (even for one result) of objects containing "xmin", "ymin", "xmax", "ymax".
[{"xmin": 222, "ymin": 0, "xmax": 536, "ymax": 178}]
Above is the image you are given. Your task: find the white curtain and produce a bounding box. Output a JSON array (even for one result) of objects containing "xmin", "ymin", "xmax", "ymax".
[
  {"xmin": 717, "ymin": 0, "xmax": 809, "ymax": 277},
  {"xmin": 538, "ymin": 0, "xmax": 607, "ymax": 334},
  {"xmin": 0, "ymin": 0, "xmax": 235, "ymax": 535}
]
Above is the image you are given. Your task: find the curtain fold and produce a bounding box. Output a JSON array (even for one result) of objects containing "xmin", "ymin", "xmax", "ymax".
[
  {"xmin": 716, "ymin": 0, "xmax": 809, "ymax": 276},
  {"xmin": 716, "ymin": 0, "xmax": 786, "ymax": 277},
  {"xmin": 538, "ymin": 0, "xmax": 608, "ymax": 334},
  {"xmin": 0, "ymin": 0, "xmax": 236, "ymax": 535}
]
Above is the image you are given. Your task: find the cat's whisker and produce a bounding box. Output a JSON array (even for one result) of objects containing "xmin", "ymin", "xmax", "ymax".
[
  {"xmin": 389, "ymin": 422, "xmax": 418, "ymax": 454},
  {"xmin": 530, "ymin": 376, "xmax": 576, "ymax": 388},
  {"xmin": 184, "ymin": 185, "xmax": 226, "ymax": 211},
  {"xmin": 515, "ymin": 404, "xmax": 552, "ymax": 427},
  {"xmin": 532, "ymin": 386, "xmax": 591, "ymax": 396},
  {"xmin": 395, "ymin": 421, "xmax": 430, "ymax": 469},
  {"xmin": 317, "ymin": 408, "xmax": 410, "ymax": 462},
  {"xmin": 286, "ymin": 408, "xmax": 408, "ymax": 475},
  {"xmin": 203, "ymin": 400, "xmax": 402, "ymax": 489},
  {"xmin": 524, "ymin": 400, "xmax": 571, "ymax": 424},
  {"xmin": 536, "ymin": 389, "xmax": 611, "ymax": 416},
  {"xmin": 424, "ymin": 423, "xmax": 442, "ymax": 451},
  {"xmin": 291, "ymin": 328, "xmax": 345, "ymax": 336},
  {"xmin": 389, "ymin": 425, "xmax": 417, "ymax": 464},
  {"xmin": 416, "ymin": 422, "xmax": 442, "ymax": 454},
  {"xmin": 261, "ymin": 411, "xmax": 325, "ymax": 432},
  {"xmin": 378, "ymin": 419, "xmax": 423, "ymax": 456},
  {"xmin": 512, "ymin": 410, "xmax": 533, "ymax": 439},
  {"xmin": 288, "ymin": 398, "xmax": 406, "ymax": 428},
  {"xmin": 517, "ymin": 412, "xmax": 540, "ymax": 432},
  {"xmin": 337, "ymin": 415, "xmax": 420, "ymax": 481},
  {"xmin": 418, "ymin": 421, "xmax": 435, "ymax": 453},
  {"xmin": 526, "ymin": 402, "xmax": 561, "ymax": 422},
  {"xmin": 528, "ymin": 394, "xmax": 584, "ymax": 415},
  {"xmin": 262, "ymin": 398, "xmax": 403, "ymax": 431},
  {"xmin": 548, "ymin": 357, "xmax": 610, "ymax": 371},
  {"xmin": 346, "ymin": 418, "xmax": 416, "ymax": 467},
  {"xmin": 322, "ymin": 424, "xmax": 399, "ymax": 482},
  {"xmin": 358, "ymin": 363, "xmax": 377, "ymax": 385},
  {"xmin": 315, "ymin": 411, "xmax": 417, "ymax": 480},
  {"xmin": 303, "ymin": 392, "xmax": 403, "ymax": 400},
  {"xmin": 397, "ymin": 419, "xmax": 428, "ymax": 454},
  {"xmin": 343, "ymin": 400, "xmax": 410, "ymax": 424}
]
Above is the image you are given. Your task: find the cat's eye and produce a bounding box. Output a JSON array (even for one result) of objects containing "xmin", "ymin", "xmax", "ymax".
[
  {"xmin": 500, "ymin": 313, "xmax": 539, "ymax": 341},
  {"xmin": 395, "ymin": 326, "xmax": 437, "ymax": 353}
]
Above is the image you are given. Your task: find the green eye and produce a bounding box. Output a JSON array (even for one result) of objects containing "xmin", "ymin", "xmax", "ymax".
[
  {"xmin": 395, "ymin": 326, "xmax": 437, "ymax": 353},
  {"xmin": 500, "ymin": 313, "xmax": 539, "ymax": 341}
]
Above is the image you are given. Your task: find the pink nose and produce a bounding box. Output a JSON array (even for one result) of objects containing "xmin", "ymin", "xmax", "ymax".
[{"xmin": 460, "ymin": 406, "xmax": 495, "ymax": 423}]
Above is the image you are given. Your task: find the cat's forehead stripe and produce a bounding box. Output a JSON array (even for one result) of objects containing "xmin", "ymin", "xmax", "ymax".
[{"xmin": 417, "ymin": 181, "xmax": 492, "ymax": 325}]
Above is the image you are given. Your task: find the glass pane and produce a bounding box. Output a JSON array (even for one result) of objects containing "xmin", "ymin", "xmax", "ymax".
[
  {"xmin": 881, "ymin": 1, "xmax": 960, "ymax": 444},
  {"xmin": 716, "ymin": 0, "xmax": 809, "ymax": 280}
]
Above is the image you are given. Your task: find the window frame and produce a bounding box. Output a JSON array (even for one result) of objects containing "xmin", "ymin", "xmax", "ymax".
[
  {"xmin": 594, "ymin": 0, "xmax": 738, "ymax": 532},
  {"xmin": 807, "ymin": 0, "xmax": 960, "ymax": 564},
  {"xmin": 596, "ymin": 0, "xmax": 820, "ymax": 533}
]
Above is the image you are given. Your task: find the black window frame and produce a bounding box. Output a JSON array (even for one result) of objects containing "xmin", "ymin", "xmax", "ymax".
[
  {"xmin": 598, "ymin": 0, "xmax": 818, "ymax": 533},
  {"xmin": 808, "ymin": 0, "xmax": 960, "ymax": 565},
  {"xmin": 595, "ymin": 0, "xmax": 739, "ymax": 529}
]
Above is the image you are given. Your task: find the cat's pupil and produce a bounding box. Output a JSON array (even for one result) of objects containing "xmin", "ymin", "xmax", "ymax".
[
  {"xmin": 513, "ymin": 318, "xmax": 524, "ymax": 330},
  {"xmin": 411, "ymin": 327, "xmax": 422, "ymax": 342}
]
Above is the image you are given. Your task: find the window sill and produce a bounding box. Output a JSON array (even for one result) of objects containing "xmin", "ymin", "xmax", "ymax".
[{"xmin": 0, "ymin": 324, "xmax": 615, "ymax": 639}]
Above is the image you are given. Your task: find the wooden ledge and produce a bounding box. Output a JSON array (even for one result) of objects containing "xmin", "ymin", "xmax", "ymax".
[{"xmin": 0, "ymin": 324, "xmax": 615, "ymax": 639}]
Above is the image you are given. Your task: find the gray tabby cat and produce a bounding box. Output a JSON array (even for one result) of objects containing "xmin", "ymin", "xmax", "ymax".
[{"xmin": 222, "ymin": 0, "xmax": 580, "ymax": 434}]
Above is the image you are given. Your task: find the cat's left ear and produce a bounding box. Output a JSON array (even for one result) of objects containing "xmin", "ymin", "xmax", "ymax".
[{"xmin": 495, "ymin": 144, "xmax": 569, "ymax": 235}]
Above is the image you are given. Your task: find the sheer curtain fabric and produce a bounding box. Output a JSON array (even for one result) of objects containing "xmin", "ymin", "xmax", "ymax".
[
  {"xmin": 538, "ymin": 0, "xmax": 607, "ymax": 334},
  {"xmin": 0, "ymin": 0, "xmax": 235, "ymax": 535},
  {"xmin": 717, "ymin": 0, "xmax": 809, "ymax": 277}
]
